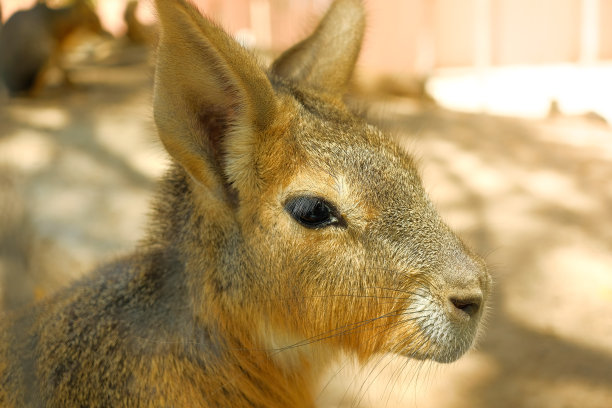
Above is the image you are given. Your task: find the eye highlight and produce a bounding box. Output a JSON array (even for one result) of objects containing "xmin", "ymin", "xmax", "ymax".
[{"xmin": 285, "ymin": 196, "xmax": 345, "ymax": 229}]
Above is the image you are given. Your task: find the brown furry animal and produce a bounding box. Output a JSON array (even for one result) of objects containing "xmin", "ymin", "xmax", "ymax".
[
  {"xmin": 0, "ymin": 0, "xmax": 103, "ymax": 96},
  {"xmin": 124, "ymin": 0, "xmax": 158, "ymax": 45},
  {"xmin": 0, "ymin": 0, "xmax": 491, "ymax": 406}
]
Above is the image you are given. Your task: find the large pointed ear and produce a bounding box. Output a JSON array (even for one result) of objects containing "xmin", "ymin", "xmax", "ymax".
[
  {"xmin": 271, "ymin": 0, "xmax": 365, "ymax": 94},
  {"xmin": 153, "ymin": 0, "xmax": 277, "ymax": 202}
]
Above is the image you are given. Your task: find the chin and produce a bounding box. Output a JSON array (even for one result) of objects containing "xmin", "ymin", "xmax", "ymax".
[{"xmin": 394, "ymin": 289, "xmax": 485, "ymax": 364}]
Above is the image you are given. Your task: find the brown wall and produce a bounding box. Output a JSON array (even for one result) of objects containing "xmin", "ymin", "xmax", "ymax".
[
  {"xmin": 599, "ymin": 0, "xmax": 612, "ymax": 59},
  {"xmin": 2, "ymin": 0, "xmax": 611, "ymax": 73},
  {"xmin": 491, "ymin": 0, "xmax": 581, "ymax": 64},
  {"xmin": 434, "ymin": 0, "xmax": 479, "ymax": 68}
]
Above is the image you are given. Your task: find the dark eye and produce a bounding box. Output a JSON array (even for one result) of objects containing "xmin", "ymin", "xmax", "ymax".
[{"xmin": 285, "ymin": 196, "xmax": 344, "ymax": 229}]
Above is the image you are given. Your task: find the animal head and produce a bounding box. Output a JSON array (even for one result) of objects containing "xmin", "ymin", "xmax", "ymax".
[{"xmin": 153, "ymin": 0, "xmax": 490, "ymax": 365}]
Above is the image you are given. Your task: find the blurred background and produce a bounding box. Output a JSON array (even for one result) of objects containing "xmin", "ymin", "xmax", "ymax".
[{"xmin": 0, "ymin": 0, "xmax": 611, "ymax": 407}]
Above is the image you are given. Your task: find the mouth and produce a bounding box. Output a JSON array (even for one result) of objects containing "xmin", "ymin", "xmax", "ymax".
[{"xmin": 394, "ymin": 290, "xmax": 484, "ymax": 363}]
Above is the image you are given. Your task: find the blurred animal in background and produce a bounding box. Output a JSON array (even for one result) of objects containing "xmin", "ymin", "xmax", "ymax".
[
  {"xmin": 0, "ymin": 0, "xmax": 105, "ymax": 96},
  {"xmin": 124, "ymin": 0, "xmax": 158, "ymax": 45}
]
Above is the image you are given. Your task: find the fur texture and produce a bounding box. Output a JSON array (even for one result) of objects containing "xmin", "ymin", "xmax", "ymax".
[
  {"xmin": 0, "ymin": 0, "xmax": 491, "ymax": 406},
  {"xmin": 0, "ymin": 0, "xmax": 103, "ymax": 95}
]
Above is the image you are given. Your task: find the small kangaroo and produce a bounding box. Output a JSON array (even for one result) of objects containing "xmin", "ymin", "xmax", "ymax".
[
  {"xmin": 0, "ymin": 0, "xmax": 103, "ymax": 95},
  {"xmin": 0, "ymin": 0, "xmax": 491, "ymax": 406}
]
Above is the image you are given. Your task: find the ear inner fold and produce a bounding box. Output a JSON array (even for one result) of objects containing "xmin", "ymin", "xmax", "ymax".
[{"xmin": 153, "ymin": 0, "xmax": 277, "ymax": 195}]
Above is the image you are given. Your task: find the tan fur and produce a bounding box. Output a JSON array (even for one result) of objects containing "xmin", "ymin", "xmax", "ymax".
[
  {"xmin": 0, "ymin": 0, "xmax": 104, "ymax": 96},
  {"xmin": 0, "ymin": 0, "xmax": 491, "ymax": 406}
]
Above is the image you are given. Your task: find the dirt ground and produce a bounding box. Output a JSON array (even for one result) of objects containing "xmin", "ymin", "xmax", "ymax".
[{"xmin": 0, "ymin": 43, "xmax": 611, "ymax": 407}]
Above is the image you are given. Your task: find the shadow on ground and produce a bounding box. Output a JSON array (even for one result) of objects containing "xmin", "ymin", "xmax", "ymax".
[{"xmin": 0, "ymin": 48, "xmax": 610, "ymax": 407}]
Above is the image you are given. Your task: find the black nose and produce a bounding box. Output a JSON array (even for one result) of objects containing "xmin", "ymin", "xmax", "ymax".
[{"xmin": 449, "ymin": 295, "xmax": 482, "ymax": 318}]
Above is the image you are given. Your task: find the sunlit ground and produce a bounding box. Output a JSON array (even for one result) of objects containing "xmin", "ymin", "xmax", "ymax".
[
  {"xmin": 0, "ymin": 47, "xmax": 611, "ymax": 407},
  {"xmin": 428, "ymin": 63, "xmax": 612, "ymax": 124}
]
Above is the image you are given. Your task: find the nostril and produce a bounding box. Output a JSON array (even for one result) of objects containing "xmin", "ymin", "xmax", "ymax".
[{"xmin": 449, "ymin": 296, "xmax": 481, "ymax": 317}]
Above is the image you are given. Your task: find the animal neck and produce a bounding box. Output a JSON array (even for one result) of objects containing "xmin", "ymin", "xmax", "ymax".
[
  {"xmin": 205, "ymin": 331, "xmax": 324, "ymax": 407},
  {"xmin": 144, "ymin": 165, "xmax": 330, "ymax": 406}
]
